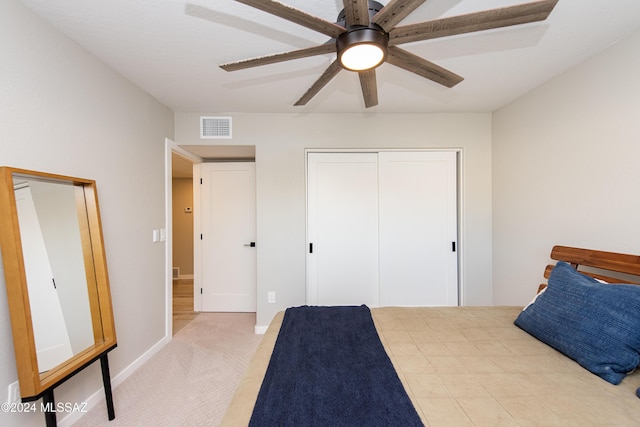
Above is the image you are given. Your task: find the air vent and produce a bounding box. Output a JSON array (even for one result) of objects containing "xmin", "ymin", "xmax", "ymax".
[{"xmin": 200, "ymin": 116, "xmax": 232, "ymax": 139}]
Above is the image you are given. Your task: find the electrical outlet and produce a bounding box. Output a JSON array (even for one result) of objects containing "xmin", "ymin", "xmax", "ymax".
[
  {"xmin": 268, "ymin": 292, "xmax": 276, "ymax": 304},
  {"xmin": 7, "ymin": 381, "xmax": 19, "ymax": 404}
]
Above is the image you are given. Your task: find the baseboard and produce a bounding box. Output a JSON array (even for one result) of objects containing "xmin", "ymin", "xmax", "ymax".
[
  {"xmin": 254, "ymin": 325, "xmax": 268, "ymax": 335},
  {"xmin": 58, "ymin": 333, "xmax": 172, "ymax": 426}
]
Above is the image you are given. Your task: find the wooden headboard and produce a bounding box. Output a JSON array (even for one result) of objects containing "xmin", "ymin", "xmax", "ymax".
[{"xmin": 539, "ymin": 245, "xmax": 640, "ymax": 292}]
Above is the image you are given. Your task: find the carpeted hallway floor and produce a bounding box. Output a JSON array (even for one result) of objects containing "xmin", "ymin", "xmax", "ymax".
[{"xmin": 72, "ymin": 312, "xmax": 263, "ymax": 426}]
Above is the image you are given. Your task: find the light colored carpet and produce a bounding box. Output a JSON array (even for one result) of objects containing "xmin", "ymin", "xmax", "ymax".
[{"xmin": 72, "ymin": 312, "xmax": 263, "ymax": 427}]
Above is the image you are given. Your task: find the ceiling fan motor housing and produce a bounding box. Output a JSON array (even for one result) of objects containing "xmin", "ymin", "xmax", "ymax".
[
  {"xmin": 336, "ymin": 0, "xmax": 388, "ymax": 71},
  {"xmin": 336, "ymin": 0, "xmax": 384, "ymax": 26}
]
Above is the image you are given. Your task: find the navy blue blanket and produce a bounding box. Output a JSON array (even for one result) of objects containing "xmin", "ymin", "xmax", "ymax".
[{"xmin": 249, "ymin": 305, "xmax": 424, "ymax": 426}]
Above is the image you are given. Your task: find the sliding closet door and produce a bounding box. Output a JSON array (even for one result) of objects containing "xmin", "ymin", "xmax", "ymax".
[
  {"xmin": 378, "ymin": 151, "xmax": 458, "ymax": 306},
  {"xmin": 307, "ymin": 153, "xmax": 379, "ymax": 306}
]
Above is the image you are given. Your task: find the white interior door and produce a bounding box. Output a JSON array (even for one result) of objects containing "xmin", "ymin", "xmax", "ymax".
[
  {"xmin": 378, "ymin": 151, "xmax": 458, "ymax": 306},
  {"xmin": 15, "ymin": 185, "xmax": 73, "ymax": 372},
  {"xmin": 200, "ymin": 162, "xmax": 256, "ymax": 312},
  {"xmin": 307, "ymin": 153, "xmax": 379, "ymax": 306}
]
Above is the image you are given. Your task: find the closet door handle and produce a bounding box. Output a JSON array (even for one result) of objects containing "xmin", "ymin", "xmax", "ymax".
[{"xmin": 244, "ymin": 242, "xmax": 256, "ymax": 247}]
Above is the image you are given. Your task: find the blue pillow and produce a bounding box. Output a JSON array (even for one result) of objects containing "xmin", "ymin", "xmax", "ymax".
[{"xmin": 515, "ymin": 261, "xmax": 640, "ymax": 385}]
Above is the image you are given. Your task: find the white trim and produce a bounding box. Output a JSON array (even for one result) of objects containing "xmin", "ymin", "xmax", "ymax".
[
  {"xmin": 58, "ymin": 335, "xmax": 171, "ymax": 426},
  {"xmin": 254, "ymin": 325, "xmax": 268, "ymax": 335},
  {"xmin": 164, "ymin": 138, "xmax": 175, "ymax": 338},
  {"xmin": 192, "ymin": 163, "xmax": 202, "ymax": 312},
  {"xmin": 456, "ymin": 149, "xmax": 465, "ymax": 306}
]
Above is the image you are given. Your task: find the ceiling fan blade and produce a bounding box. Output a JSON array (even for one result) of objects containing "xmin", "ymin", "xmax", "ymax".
[
  {"xmin": 233, "ymin": 0, "xmax": 345, "ymax": 38},
  {"xmin": 389, "ymin": 0, "xmax": 559, "ymax": 46},
  {"xmin": 220, "ymin": 43, "xmax": 336, "ymax": 72},
  {"xmin": 372, "ymin": 0, "xmax": 426, "ymax": 32},
  {"xmin": 358, "ymin": 69, "xmax": 378, "ymax": 108},
  {"xmin": 342, "ymin": 0, "xmax": 370, "ymax": 27},
  {"xmin": 295, "ymin": 60, "xmax": 342, "ymax": 106},
  {"xmin": 386, "ymin": 46, "xmax": 463, "ymax": 88}
]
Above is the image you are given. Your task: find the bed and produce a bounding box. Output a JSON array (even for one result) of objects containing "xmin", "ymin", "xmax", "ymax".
[{"xmin": 222, "ymin": 246, "xmax": 640, "ymax": 426}]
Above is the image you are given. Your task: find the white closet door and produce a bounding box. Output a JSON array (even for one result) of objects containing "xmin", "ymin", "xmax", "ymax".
[
  {"xmin": 307, "ymin": 153, "xmax": 379, "ymax": 306},
  {"xmin": 378, "ymin": 151, "xmax": 458, "ymax": 306}
]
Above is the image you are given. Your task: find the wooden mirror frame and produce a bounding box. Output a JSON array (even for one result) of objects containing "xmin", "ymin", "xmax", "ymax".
[{"xmin": 0, "ymin": 167, "xmax": 117, "ymax": 400}]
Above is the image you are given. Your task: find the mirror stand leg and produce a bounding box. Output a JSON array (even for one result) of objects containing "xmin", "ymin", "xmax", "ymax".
[
  {"xmin": 43, "ymin": 389, "xmax": 57, "ymax": 427},
  {"xmin": 100, "ymin": 353, "xmax": 115, "ymax": 420}
]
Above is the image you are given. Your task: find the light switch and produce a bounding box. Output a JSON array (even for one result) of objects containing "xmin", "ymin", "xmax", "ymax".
[{"xmin": 152, "ymin": 229, "xmax": 160, "ymax": 242}]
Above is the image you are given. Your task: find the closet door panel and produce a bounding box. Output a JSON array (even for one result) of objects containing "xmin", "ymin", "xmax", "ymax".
[
  {"xmin": 378, "ymin": 151, "xmax": 458, "ymax": 306},
  {"xmin": 307, "ymin": 153, "xmax": 379, "ymax": 306}
]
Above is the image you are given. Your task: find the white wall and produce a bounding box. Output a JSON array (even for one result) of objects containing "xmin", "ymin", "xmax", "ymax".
[
  {"xmin": 492, "ymin": 28, "xmax": 640, "ymax": 305},
  {"xmin": 0, "ymin": 1, "xmax": 173, "ymax": 426},
  {"xmin": 175, "ymin": 112, "xmax": 493, "ymax": 328}
]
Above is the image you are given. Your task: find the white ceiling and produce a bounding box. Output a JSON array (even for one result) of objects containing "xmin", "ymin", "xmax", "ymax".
[{"xmin": 18, "ymin": 0, "xmax": 640, "ymax": 113}]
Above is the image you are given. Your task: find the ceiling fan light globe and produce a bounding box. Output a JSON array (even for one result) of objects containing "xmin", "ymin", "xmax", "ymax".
[
  {"xmin": 337, "ymin": 26, "xmax": 388, "ymax": 72},
  {"xmin": 340, "ymin": 44, "xmax": 385, "ymax": 71}
]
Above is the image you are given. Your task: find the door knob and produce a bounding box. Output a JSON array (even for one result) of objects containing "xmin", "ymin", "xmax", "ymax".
[{"xmin": 244, "ymin": 242, "xmax": 256, "ymax": 247}]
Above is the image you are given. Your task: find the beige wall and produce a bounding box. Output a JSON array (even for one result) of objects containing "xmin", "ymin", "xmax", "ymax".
[
  {"xmin": 492, "ymin": 28, "xmax": 640, "ymax": 305},
  {"xmin": 172, "ymin": 178, "xmax": 194, "ymax": 276},
  {"xmin": 0, "ymin": 1, "xmax": 173, "ymax": 426},
  {"xmin": 175, "ymin": 112, "xmax": 494, "ymax": 328}
]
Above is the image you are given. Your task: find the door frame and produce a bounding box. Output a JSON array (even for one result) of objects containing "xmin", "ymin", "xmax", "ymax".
[
  {"xmin": 164, "ymin": 138, "xmax": 202, "ymax": 338},
  {"xmin": 304, "ymin": 148, "xmax": 464, "ymax": 306}
]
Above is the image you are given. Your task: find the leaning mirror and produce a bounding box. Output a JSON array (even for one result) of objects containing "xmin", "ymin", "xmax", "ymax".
[{"xmin": 0, "ymin": 167, "xmax": 117, "ymax": 423}]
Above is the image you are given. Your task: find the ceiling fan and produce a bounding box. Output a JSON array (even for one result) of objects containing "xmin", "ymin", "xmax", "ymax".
[{"xmin": 220, "ymin": 0, "xmax": 559, "ymax": 108}]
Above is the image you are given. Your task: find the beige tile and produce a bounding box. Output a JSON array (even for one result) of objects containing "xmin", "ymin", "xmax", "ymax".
[
  {"xmin": 459, "ymin": 327, "xmax": 497, "ymax": 342},
  {"xmin": 497, "ymin": 396, "xmax": 564, "ymax": 425},
  {"xmin": 427, "ymin": 356, "xmax": 470, "ymax": 374},
  {"xmin": 457, "ymin": 397, "xmax": 519, "ymax": 426},
  {"xmin": 439, "ymin": 374, "xmax": 492, "ymax": 398},
  {"xmin": 371, "ymin": 306, "xmax": 399, "ymax": 319},
  {"xmin": 388, "ymin": 340, "xmax": 423, "ymax": 357},
  {"xmin": 409, "ymin": 328, "xmax": 441, "ymax": 343},
  {"xmin": 382, "ymin": 329, "xmax": 413, "ymax": 343},
  {"xmin": 376, "ymin": 317, "xmax": 406, "ymax": 331},
  {"xmin": 475, "ymin": 373, "xmax": 531, "ymax": 398},
  {"xmin": 473, "ymin": 341, "xmax": 512, "ymax": 356},
  {"xmin": 417, "ymin": 342, "xmax": 453, "ymax": 357},
  {"xmin": 445, "ymin": 341, "xmax": 481, "ymax": 356},
  {"xmin": 394, "ymin": 355, "xmax": 435, "ymax": 374},
  {"xmin": 456, "ymin": 356, "xmax": 503, "ymax": 374},
  {"xmin": 405, "ymin": 373, "xmax": 451, "ymax": 398},
  {"xmin": 433, "ymin": 327, "xmax": 470, "ymax": 343},
  {"xmin": 416, "ymin": 397, "xmax": 473, "ymax": 427},
  {"xmin": 486, "ymin": 326, "xmax": 530, "ymax": 340},
  {"xmin": 401, "ymin": 317, "xmax": 429, "ymax": 331}
]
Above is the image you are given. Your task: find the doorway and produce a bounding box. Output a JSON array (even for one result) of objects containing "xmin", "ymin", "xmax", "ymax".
[
  {"xmin": 165, "ymin": 142, "xmax": 258, "ymax": 338},
  {"xmin": 170, "ymin": 149, "xmax": 199, "ymax": 334}
]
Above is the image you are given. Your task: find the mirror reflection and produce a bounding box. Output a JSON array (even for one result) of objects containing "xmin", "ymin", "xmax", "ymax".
[{"xmin": 13, "ymin": 176, "xmax": 96, "ymax": 373}]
